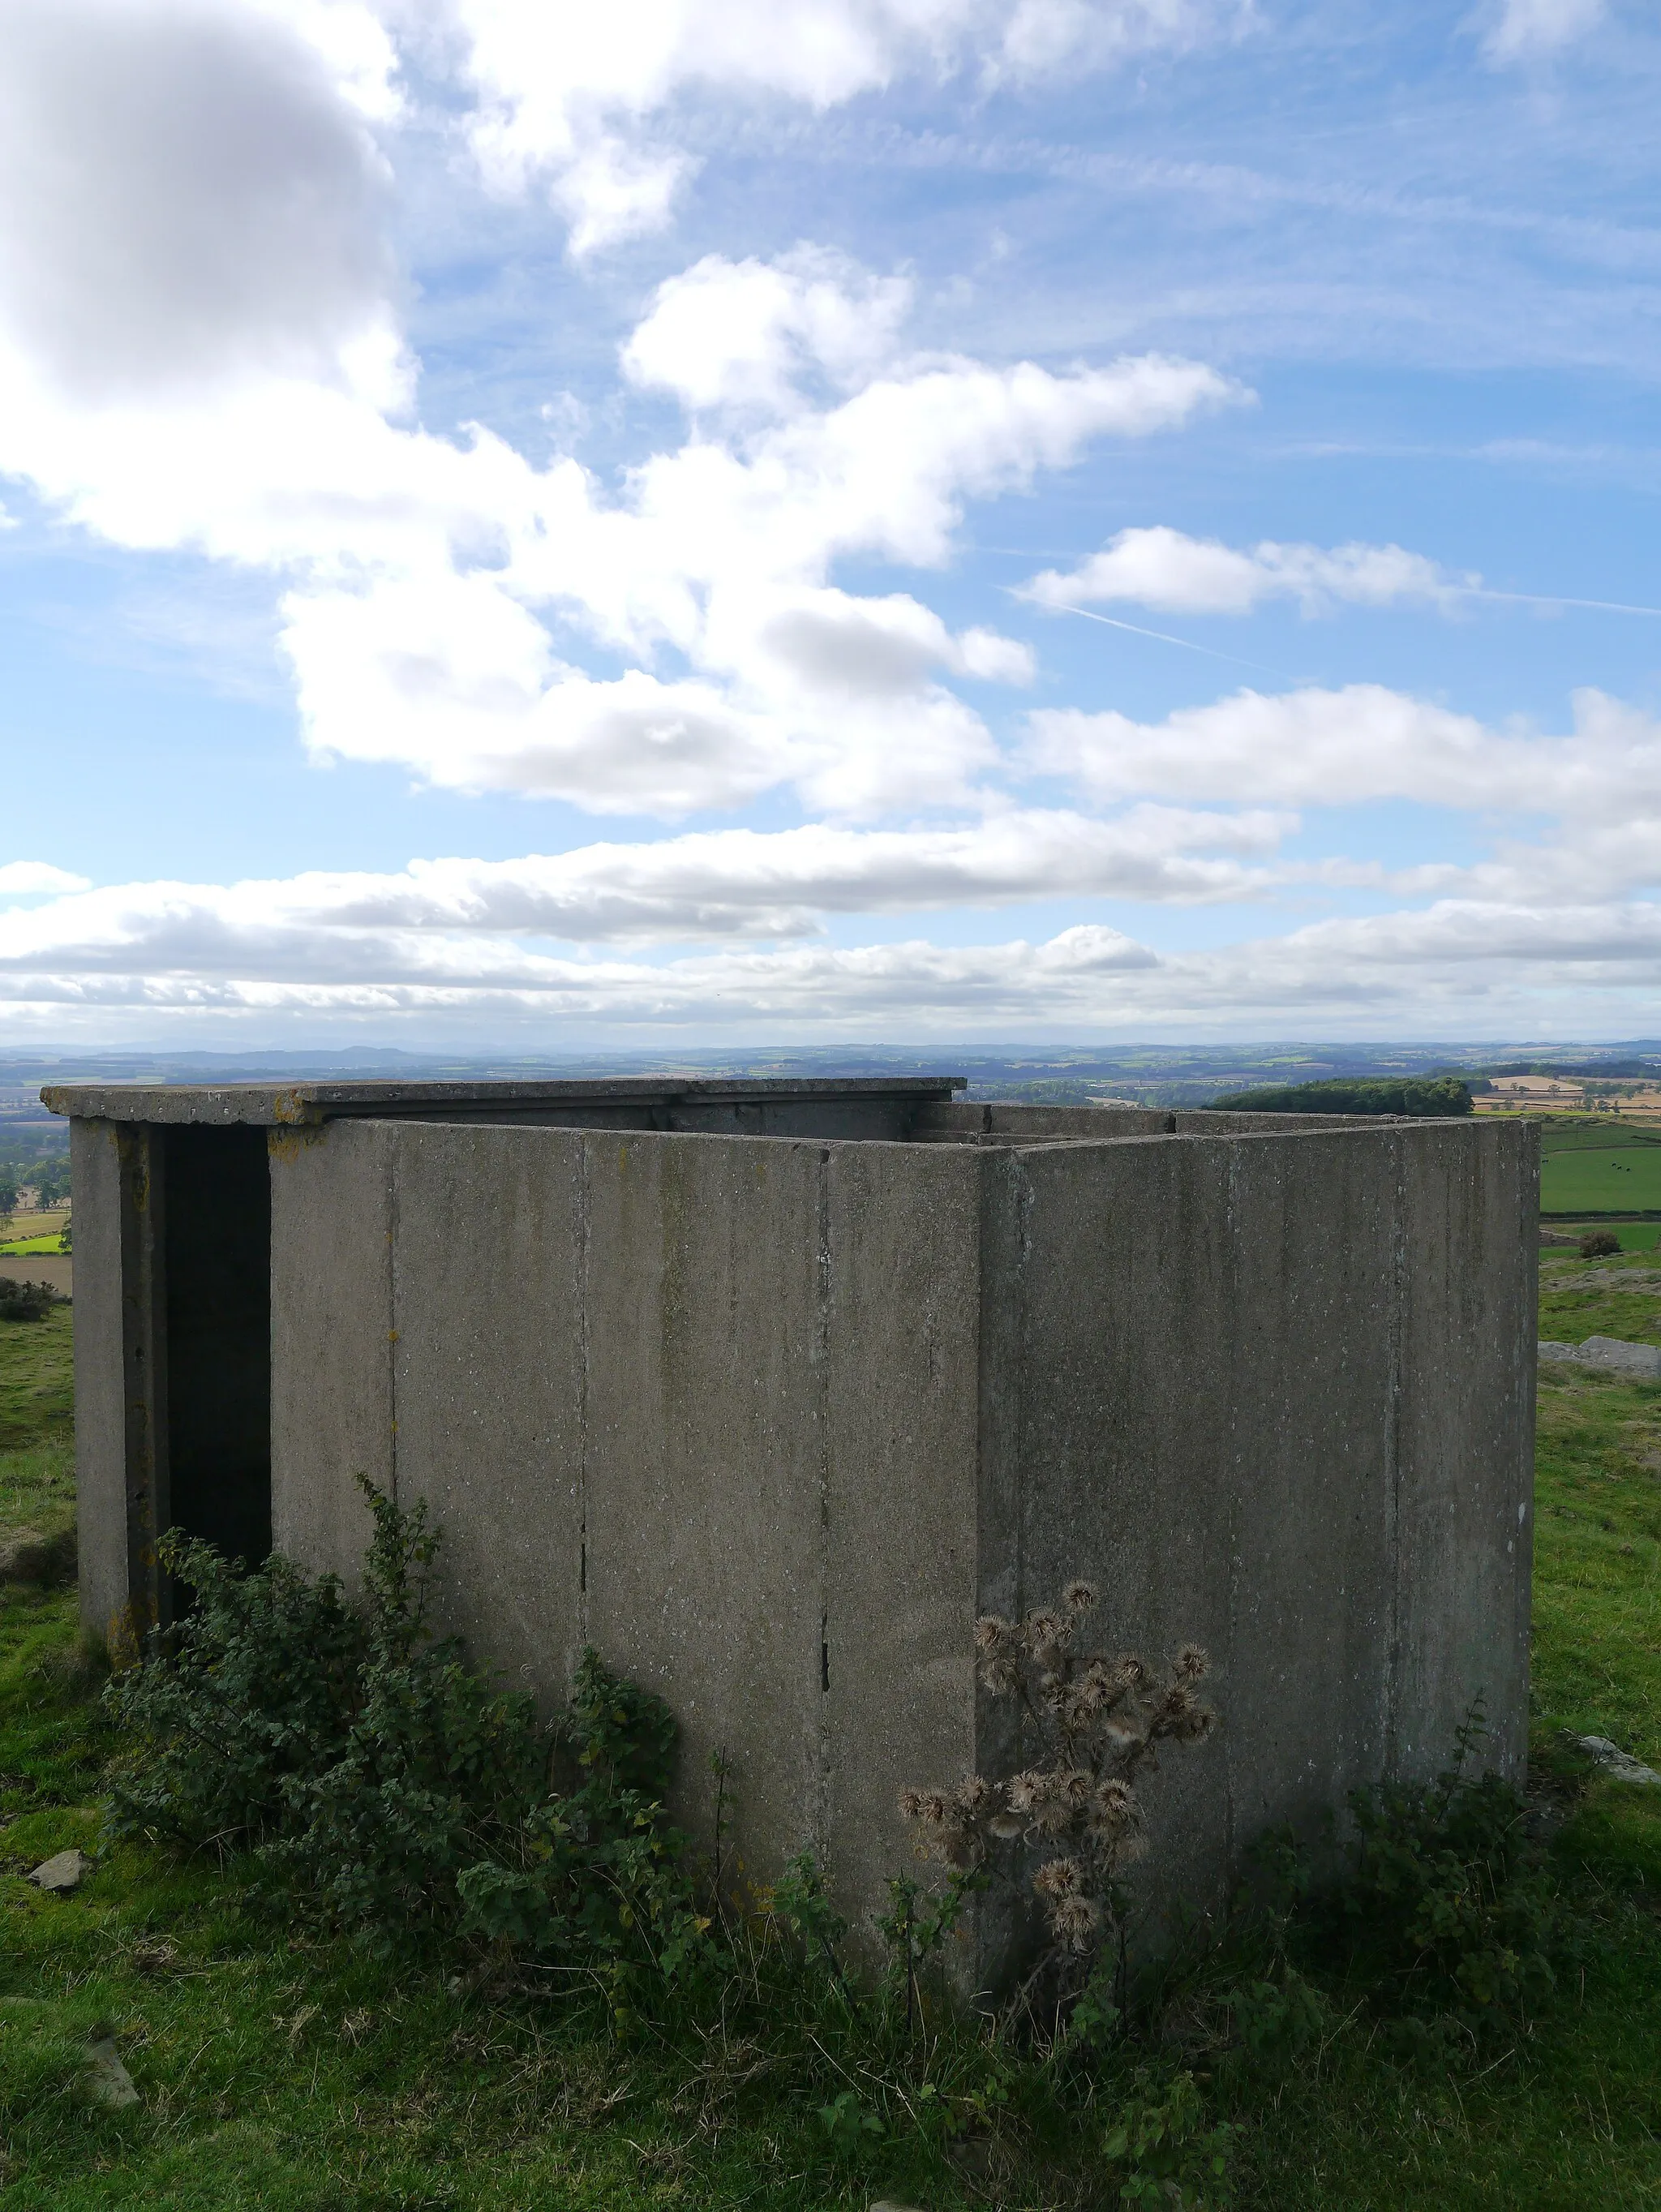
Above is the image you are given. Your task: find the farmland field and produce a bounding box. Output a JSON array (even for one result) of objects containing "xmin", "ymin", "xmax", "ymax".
[{"xmin": 1541, "ymin": 1137, "xmax": 1661, "ymax": 1214}]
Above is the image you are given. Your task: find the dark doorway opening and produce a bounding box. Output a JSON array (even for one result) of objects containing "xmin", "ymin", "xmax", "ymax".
[{"xmin": 164, "ymin": 1127, "xmax": 272, "ymax": 1566}]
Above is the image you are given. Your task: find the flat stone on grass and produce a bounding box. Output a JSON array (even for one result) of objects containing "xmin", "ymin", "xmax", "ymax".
[{"xmin": 28, "ymin": 1847, "xmax": 88, "ymax": 1893}]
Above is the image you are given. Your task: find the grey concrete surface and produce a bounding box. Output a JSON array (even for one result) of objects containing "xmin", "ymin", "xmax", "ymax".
[
  {"xmin": 268, "ymin": 1120, "xmax": 394, "ymax": 1582},
  {"xmin": 45, "ymin": 1076, "xmax": 962, "ymax": 1132},
  {"xmin": 53, "ymin": 1082, "xmax": 1534, "ymax": 1971},
  {"xmin": 69, "ymin": 1118, "xmax": 130, "ymax": 1647}
]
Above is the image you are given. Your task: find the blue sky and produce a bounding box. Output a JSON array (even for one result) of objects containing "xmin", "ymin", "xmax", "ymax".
[{"xmin": 1, "ymin": 0, "xmax": 1659, "ymax": 1045}]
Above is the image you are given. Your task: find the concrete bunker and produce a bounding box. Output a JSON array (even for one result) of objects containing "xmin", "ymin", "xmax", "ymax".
[{"xmin": 50, "ymin": 1076, "xmax": 1538, "ymax": 1968}]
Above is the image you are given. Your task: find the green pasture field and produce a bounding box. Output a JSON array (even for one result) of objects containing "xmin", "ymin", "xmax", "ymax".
[
  {"xmin": 1542, "ymin": 1143, "xmax": 1661, "ymax": 1216},
  {"xmin": 0, "ymin": 1237, "xmax": 67, "ymax": 1259},
  {"xmin": 2, "ymin": 1305, "xmax": 1659, "ymax": 2208}
]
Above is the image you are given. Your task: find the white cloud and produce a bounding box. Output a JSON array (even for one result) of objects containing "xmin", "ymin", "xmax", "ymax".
[
  {"xmin": 1028, "ymin": 682, "xmax": 1661, "ymax": 821},
  {"xmin": 621, "ymin": 247, "xmax": 914, "ymax": 416},
  {"xmin": 1024, "ymin": 525, "xmax": 1463, "ymax": 616},
  {"xmin": 272, "ymin": 340, "xmax": 1238, "ymax": 817},
  {"xmin": 0, "ymin": 810, "xmax": 1290, "ymax": 986},
  {"xmin": 0, "ymin": 183, "xmax": 1237, "ymax": 819},
  {"xmin": 1483, "ymin": 0, "xmax": 1606, "ymax": 66},
  {"xmin": 0, "ymin": 0, "xmax": 401, "ymax": 406},
  {"xmin": 0, "ymin": 862, "xmax": 90, "ymax": 896},
  {"xmin": 12, "ymin": 891, "xmax": 1661, "ymax": 1038},
  {"xmin": 428, "ymin": 0, "xmax": 1250, "ymax": 253}
]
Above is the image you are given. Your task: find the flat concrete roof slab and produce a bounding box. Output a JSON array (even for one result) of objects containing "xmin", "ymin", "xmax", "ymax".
[{"xmin": 41, "ymin": 1076, "xmax": 966, "ymax": 1127}]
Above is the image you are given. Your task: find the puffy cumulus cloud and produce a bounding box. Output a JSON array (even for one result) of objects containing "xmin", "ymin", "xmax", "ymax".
[
  {"xmin": 0, "ymin": 188, "xmax": 1234, "ymax": 818},
  {"xmin": 1028, "ymin": 683, "xmax": 1661, "ymax": 822},
  {"xmin": 267, "ymin": 338, "xmax": 1234, "ymax": 816},
  {"xmin": 0, "ymin": 0, "xmax": 401, "ymax": 407},
  {"xmin": 1483, "ymin": 0, "xmax": 1606, "ymax": 65},
  {"xmin": 621, "ymin": 247, "xmax": 913, "ymax": 416},
  {"xmin": 0, "ymin": 862, "xmax": 90, "ymax": 896},
  {"xmin": 425, "ymin": 0, "xmax": 1250, "ymax": 253},
  {"xmin": 1024, "ymin": 526, "xmax": 1462, "ymax": 616}
]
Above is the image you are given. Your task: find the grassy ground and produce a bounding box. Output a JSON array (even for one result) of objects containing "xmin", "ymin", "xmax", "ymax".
[
  {"xmin": 1543, "ymin": 1151, "xmax": 1661, "ymax": 1217},
  {"xmin": 1540, "ymin": 1248, "xmax": 1661, "ymax": 1346},
  {"xmin": 2, "ymin": 1308, "xmax": 1660, "ymax": 2208},
  {"xmin": 1548, "ymin": 1226, "xmax": 1661, "ymax": 1253}
]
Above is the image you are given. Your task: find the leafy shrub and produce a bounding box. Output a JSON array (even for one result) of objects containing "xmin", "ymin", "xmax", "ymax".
[
  {"xmin": 1276, "ymin": 1712, "xmax": 1573, "ymax": 2041},
  {"xmin": 1579, "ymin": 1230, "xmax": 1621, "ymax": 1258},
  {"xmin": 0, "ymin": 1278, "xmax": 55, "ymax": 1323},
  {"xmin": 1104, "ymin": 2068, "xmax": 1233, "ymax": 2208},
  {"xmin": 105, "ymin": 1481, "xmax": 709, "ymax": 1992},
  {"xmin": 1208, "ymin": 1076, "xmax": 1471, "ymax": 1117}
]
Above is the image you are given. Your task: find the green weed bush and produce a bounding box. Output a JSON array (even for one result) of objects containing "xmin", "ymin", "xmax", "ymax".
[
  {"xmin": 0, "ymin": 1278, "xmax": 55, "ymax": 1323},
  {"xmin": 105, "ymin": 1481, "xmax": 709, "ymax": 1993},
  {"xmin": 1266, "ymin": 1713, "xmax": 1580, "ymax": 2047}
]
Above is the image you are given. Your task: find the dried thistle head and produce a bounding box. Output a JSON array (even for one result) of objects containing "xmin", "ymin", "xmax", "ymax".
[
  {"xmin": 1062, "ymin": 1578, "xmax": 1097, "ymax": 1613},
  {"xmin": 1169, "ymin": 1701, "xmax": 1217, "ymax": 1745},
  {"xmin": 955, "ymin": 1775, "xmax": 1000, "ymax": 1819},
  {"xmin": 1032, "ymin": 1853, "xmax": 1082, "ymax": 1901},
  {"xmin": 1049, "ymin": 1892, "xmax": 1101, "ymax": 1952},
  {"xmin": 1057, "ymin": 1767, "xmax": 1093, "ymax": 1813},
  {"xmin": 1087, "ymin": 1776, "xmax": 1141, "ymax": 1839},
  {"xmin": 899, "ymin": 1786, "xmax": 960, "ymax": 1832},
  {"xmin": 1115, "ymin": 1653, "xmax": 1154, "ymax": 1691},
  {"xmin": 974, "ymin": 1614, "xmax": 1024, "ymax": 1694},
  {"xmin": 1024, "ymin": 1608, "xmax": 1071, "ymax": 1659},
  {"xmin": 1174, "ymin": 1643, "xmax": 1210, "ymax": 1682},
  {"xmin": 1005, "ymin": 1767, "xmax": 1047, "ymax": 1816}
]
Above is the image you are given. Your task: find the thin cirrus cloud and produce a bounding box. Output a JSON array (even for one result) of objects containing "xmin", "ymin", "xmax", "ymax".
[
  {"xmin": 1023, "ymin": 526, "xmax": 1466, "ymax": 616},
  {"xmin": 1483, "ymin": 0, "xmax": 1607, "ymax": 66},
  {"xmin": 431, "ymin": 0, "xmax": 1253, "ymax": 254}
]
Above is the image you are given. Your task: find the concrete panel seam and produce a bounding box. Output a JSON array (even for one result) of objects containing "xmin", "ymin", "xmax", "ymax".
[{"xmin": 1383, "ymin": 1129, "xmax": 1406, "ymax": 1780}]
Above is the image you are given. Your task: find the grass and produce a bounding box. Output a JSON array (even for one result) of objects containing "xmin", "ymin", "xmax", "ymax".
[
  {"xmin": 1539, "ymin": 1248, "xmax": 1661, "ymax": 1347},
  {"xmin": 2, "ymin": 1306, "xmax": 1660, "ymax": 2207},
  {"xmin": 1542, "ymin": 1147, "xmax": 1661, "ymax": 1217},
  {"xmin": 1547, "ymin": 1224, "xmax": 1661, "ymax": 1253}
]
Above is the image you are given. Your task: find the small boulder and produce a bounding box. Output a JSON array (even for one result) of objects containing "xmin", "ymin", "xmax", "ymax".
[
  {"xmin": 0, "ymin": 1524, "xmax": 77, "ymax": 1587},
  {"xmin": 1564, "ymin": 1732, "xmax": 1661, "ymax": 1787},
  {"xmin": 28, "ymin": 1848, "xmax": 88, "ymax": 1894},
  {"xmin": 83, "ymin": 2036, "xmax": 139, "ymax": 2109}
]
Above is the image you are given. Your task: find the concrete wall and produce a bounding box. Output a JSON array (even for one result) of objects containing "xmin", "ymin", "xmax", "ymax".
[
  {"xmin": 64, "ymin": 1093, "xmax": 1532, "ymax": 1965},
  {"xmin": 72, "ymin": 1118, "xmax": 171, "ymax": 1649},
  {"xmin": 71, "ymin": 1118, "xmax": 133, "ymax": 1646},
  {"xmin": 268, "ymin": 1118, "xmax": 988, "ymax": 1903},
  {"xmin": 261, "ymin": 1110, "xmax": 1533, "ymax": 1964},
  {"xmin": 975, "ymin": 1120, "xmax": 1535, "ymax": 1928}
]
